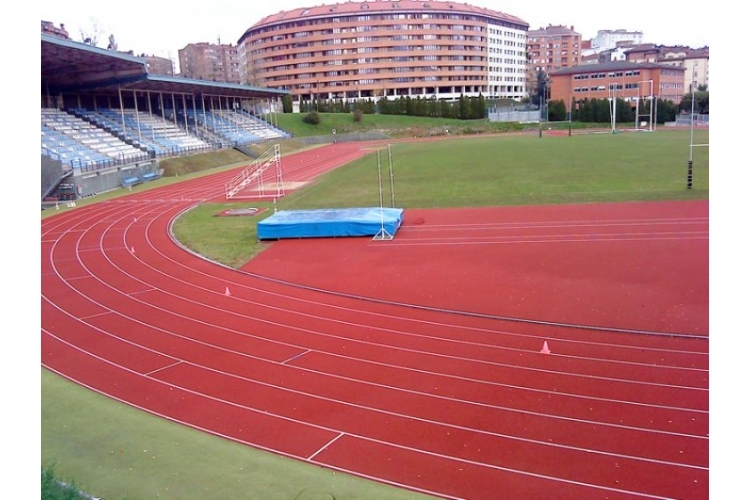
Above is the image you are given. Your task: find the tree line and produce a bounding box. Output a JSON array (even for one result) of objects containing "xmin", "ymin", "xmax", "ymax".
[
  {"xmin": 284, "ymin": 94, "xmax": 488, "ymax": 120},
  {"xmin": 545, "ymin": 97, "xmax": 680, "ymax": 124},
  {"xmin": 282, "ymin": 88, "xmax": 707, "ymax": 125}
]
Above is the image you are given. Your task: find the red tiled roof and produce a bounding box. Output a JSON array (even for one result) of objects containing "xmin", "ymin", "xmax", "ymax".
[
  {"xmin": 248, "ymin": 0, "xmax": 528, "ymax": 31},
  {"xmin": 528, "ymin": 25, "xmax": 580, "ymax": 36}
]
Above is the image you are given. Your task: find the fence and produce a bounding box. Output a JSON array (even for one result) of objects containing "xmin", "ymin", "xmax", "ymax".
[
  {"xmin": 674, "ymin": 114, "xmax": 709, "ymax": 127},
  {"xmin": 488, "ymin": 109, "xmax": 541, "ymax": 123}
]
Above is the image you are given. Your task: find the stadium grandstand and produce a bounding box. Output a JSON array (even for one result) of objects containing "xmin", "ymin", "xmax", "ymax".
[{"xmin": 41, "ymin": 33, "xmax": 291, "ymax": 206}]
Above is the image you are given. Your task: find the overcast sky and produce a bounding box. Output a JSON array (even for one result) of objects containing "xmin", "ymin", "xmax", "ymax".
[{"xmin": 41, "ymin": 0, "xmax": 710, "ymax": 63}]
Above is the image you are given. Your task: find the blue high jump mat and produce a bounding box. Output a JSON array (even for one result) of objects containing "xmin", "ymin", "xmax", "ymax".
[{"xmin": 257, "ymin": 207, "xmax": 404, "ymax": 240}]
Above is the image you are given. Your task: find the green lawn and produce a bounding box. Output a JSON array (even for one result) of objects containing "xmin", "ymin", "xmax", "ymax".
[
  {"xmin": 43, "ymin": 126, "xmax": 708, "ymax": 499},
  {"xmin": 272, "ymin": 111, "xmax": 532, "ymax": 137},
  {"xmin": 173, "ymin": 129, "xmax": 708, "ymax": 267},
  {"xmin": 42, "ymin": 370, "xmax": 434, "ymax": 500}
]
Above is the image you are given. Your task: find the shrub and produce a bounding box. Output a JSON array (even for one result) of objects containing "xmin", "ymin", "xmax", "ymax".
[
  {"xmin": 353, "ymin": 108, "xmax": 363, "ymax": 123},
  {"xmin": 41, "ymin": 466, "xmax": 92, "ymax": 500},
  {"xmin": 303, "ymin": 111, "xmax": 320, "ymax": 125}
]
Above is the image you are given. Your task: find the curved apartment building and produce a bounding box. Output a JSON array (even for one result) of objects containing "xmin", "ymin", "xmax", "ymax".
[{"xmin": 238, "ymin": 0, "xmax": 529, "ymax": 106}]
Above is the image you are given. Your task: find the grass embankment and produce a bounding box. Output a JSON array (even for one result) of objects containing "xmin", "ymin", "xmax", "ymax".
[{"xmin": 272, "ymin": 111, "xmax": 578, "ymax": 138}]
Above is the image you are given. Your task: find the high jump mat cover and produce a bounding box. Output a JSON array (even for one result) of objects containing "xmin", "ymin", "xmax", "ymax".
[{"xmin": 257, "ymin": 207, "xmax": 404, "ymax": 240}]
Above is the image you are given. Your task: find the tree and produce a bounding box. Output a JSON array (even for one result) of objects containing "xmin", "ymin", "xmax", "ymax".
[
  {"xmin": 680, "ymin": 90, "xmax": 709, "ymax": 114},
  {"xmin": 531, "ymin": 70, "xmax": 549, "ymax": 107},
  {"xmin": 414, "ymin": 96, "xmax": 426, "ymax": 117},
  {"xmin": 467, "ymin": 94, "xmax": 487, "ymax": 119},
  {"xmin": 458, "ymin": 94, "xmax": 468, "ymax": 119},
  {"xmin": 427, "ymin": 97, "xmax": 439, "ymax": 117},
  {"xmin": 281, "ymin": 94, "xmax": 293, "ymax": 113},
  {"xmin": 439, "ymin": 99, "xmax": 451, "ymax": 119},
  {"xmin": 547, "ymin": 99, "xmax": 567, "ymax": 121},
  {"xmin": 576, "ymin": 98, "xmax": 614, "ymax": 124},
  {"xmin": 614, "ymin": 97, "xmax": 634, "ymax": 124},
  {"xmin": 79, "ymin": 17, "xmax": 105, "ymax": 47},
  {"xmin": 363, "ymin": 98, "xmax": 376, "ymax": 114},
  {"xmin": 656, "ymin": 98, "xmax": 678, "ymax": 123}
]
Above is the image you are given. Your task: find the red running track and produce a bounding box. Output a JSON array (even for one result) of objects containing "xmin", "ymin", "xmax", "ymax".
[{"xmin": 42, "ymin": 142, "xmax": 708, "ymax": 500}]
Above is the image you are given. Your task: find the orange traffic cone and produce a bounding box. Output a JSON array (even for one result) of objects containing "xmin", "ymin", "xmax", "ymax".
[
  {"xmin": 130, "ymin": 246, "xmax": 135, "ymax": 254},
  {"xmin": 540, "ymin": 341, "xmax": 551, "ymax": 354},
  {"xmin": 225, "ymin": 286, "xmax": 231, "ymax": 297}
]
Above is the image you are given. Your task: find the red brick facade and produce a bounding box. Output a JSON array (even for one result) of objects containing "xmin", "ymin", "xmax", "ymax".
[{"xmin": 550, "ymin": 61, "xmax": 686, "ymax": 109}]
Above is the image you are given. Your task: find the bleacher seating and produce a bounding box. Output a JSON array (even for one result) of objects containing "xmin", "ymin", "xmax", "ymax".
[
  {"xmin": 41, "ymin": 108, "xmax": 149, "ymax": 171},
  {"xmin": 72, "ymin": 108, "xmax": 212, "ymax": 158},
  {"xmin": 234, "ymin": 109, "xmax": 291, "ymax": 141},
  {"xmin": 183, "ymin": 109, "xmax": 290, "ymax": 146},
  {"xmin": 41, "ymin": 106, "xmax": 291, "ymax": 176}
]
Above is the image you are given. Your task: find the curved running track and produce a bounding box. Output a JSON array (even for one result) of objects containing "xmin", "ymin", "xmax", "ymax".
[{"xmin": 42, "ymin": 142, "xmax": 709, "ymax": 500}]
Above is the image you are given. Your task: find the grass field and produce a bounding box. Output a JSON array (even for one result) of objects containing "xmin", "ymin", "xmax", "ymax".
[
  {"xmin": 43, "ymin": 126, "xmax": 709, "ymax": 499},
  {"xmin": 173, "ymin": 128, "xmax": 709, "ymax": 268}
]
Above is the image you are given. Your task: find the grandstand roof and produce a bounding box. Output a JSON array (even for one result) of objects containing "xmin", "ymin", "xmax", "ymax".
[{"xmin": 41, "ymin": 34, "xmax": 287, "ymax": 100}]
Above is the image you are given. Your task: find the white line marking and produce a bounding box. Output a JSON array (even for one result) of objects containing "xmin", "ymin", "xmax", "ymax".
[{"xmin": 307, "ymin": 433, "xmax": 344, "ymax": 461}]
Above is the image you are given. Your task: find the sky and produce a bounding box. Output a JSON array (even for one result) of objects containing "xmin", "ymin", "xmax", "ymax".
[{"xmin": 40, "ymin": 0, "xmax": 711, "ymax": 66}]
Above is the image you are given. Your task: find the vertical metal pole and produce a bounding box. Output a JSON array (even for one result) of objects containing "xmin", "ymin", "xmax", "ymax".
[
  {"xmin": 118, "ymin": 86, "xmax": 126, "ymax": 138},
  {"xmin": 377, "ymin": 149, "xmax": 384, "ymax": 211},
  {"xmin": 651, "ymin": 80, "xmax": 655, "ymax": 131},
  {"xmin": 377, "ymin": 148, "xmax": 387, "ymax": 236},
  {"xmin": 147, "ymin": 91, "xmax": 155, "ymax": 141},
  {"xmin": 687, "ymin": 68, "xmax": 696, "ymax": 190},
  {"xmin": 133, "ymin": 89, "xmax": 142, "ymax": 143},
  {"xmin": 388, "ymin": 144, "xmax": 396, "ymax": 208},
  {"xmin": 568, "ymin": 95, "xmax": 572, "ymax": 137}
]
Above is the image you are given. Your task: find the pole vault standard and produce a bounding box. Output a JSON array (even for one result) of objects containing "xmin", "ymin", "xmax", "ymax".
[
  {"xmin": 388, "ymin": 143, "xmax": 396, "ymax": 208},
  {"xmin": 373, "ymin": 144, "xmax": 396, "ymax": 241}
]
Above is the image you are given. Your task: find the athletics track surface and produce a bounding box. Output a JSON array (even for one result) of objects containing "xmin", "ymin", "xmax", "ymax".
[{"xmin": 42, "ymin": 141, "xmax": 708, "ymax": 500}]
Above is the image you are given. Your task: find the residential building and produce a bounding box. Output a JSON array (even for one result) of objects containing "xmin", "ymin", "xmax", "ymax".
[
  {"xmin": 236, "ymin": 0, "xmax": 529, "ymax": 105},
  {"xmin": 626, "ymin": 44, "xmax": 709, "ymax": 91},
  {"xmin": 142, "ymin": 55, "xmax": 175, "ymax": 76},
  {"xmin": 580, "ymin": 29, "xmax": 643, "ymax": 64},
  {"xmin": 179, "ymin": 43, "xmax": 243, "ymax": 83},
  {"xmin": 549, "ymin": 60, "xmax": 686, "ymax": 110},
  {"xmin": 527, "ymin": 24, "xmax": 582, "ymax": 72},
  {"xmin": 526, "ymin": 25, "xmax": 581, "ymax": 95},
  {"xmin": 590, "ymin": 29, "xmax": 643, "ymax": 52},
  {"xmin": 580, "ymin": 39, "xmax": 600, "ymax": 65},
  {"xmin": 684, "ymin": 50, "xmax": 709, "ymax": 91}
]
